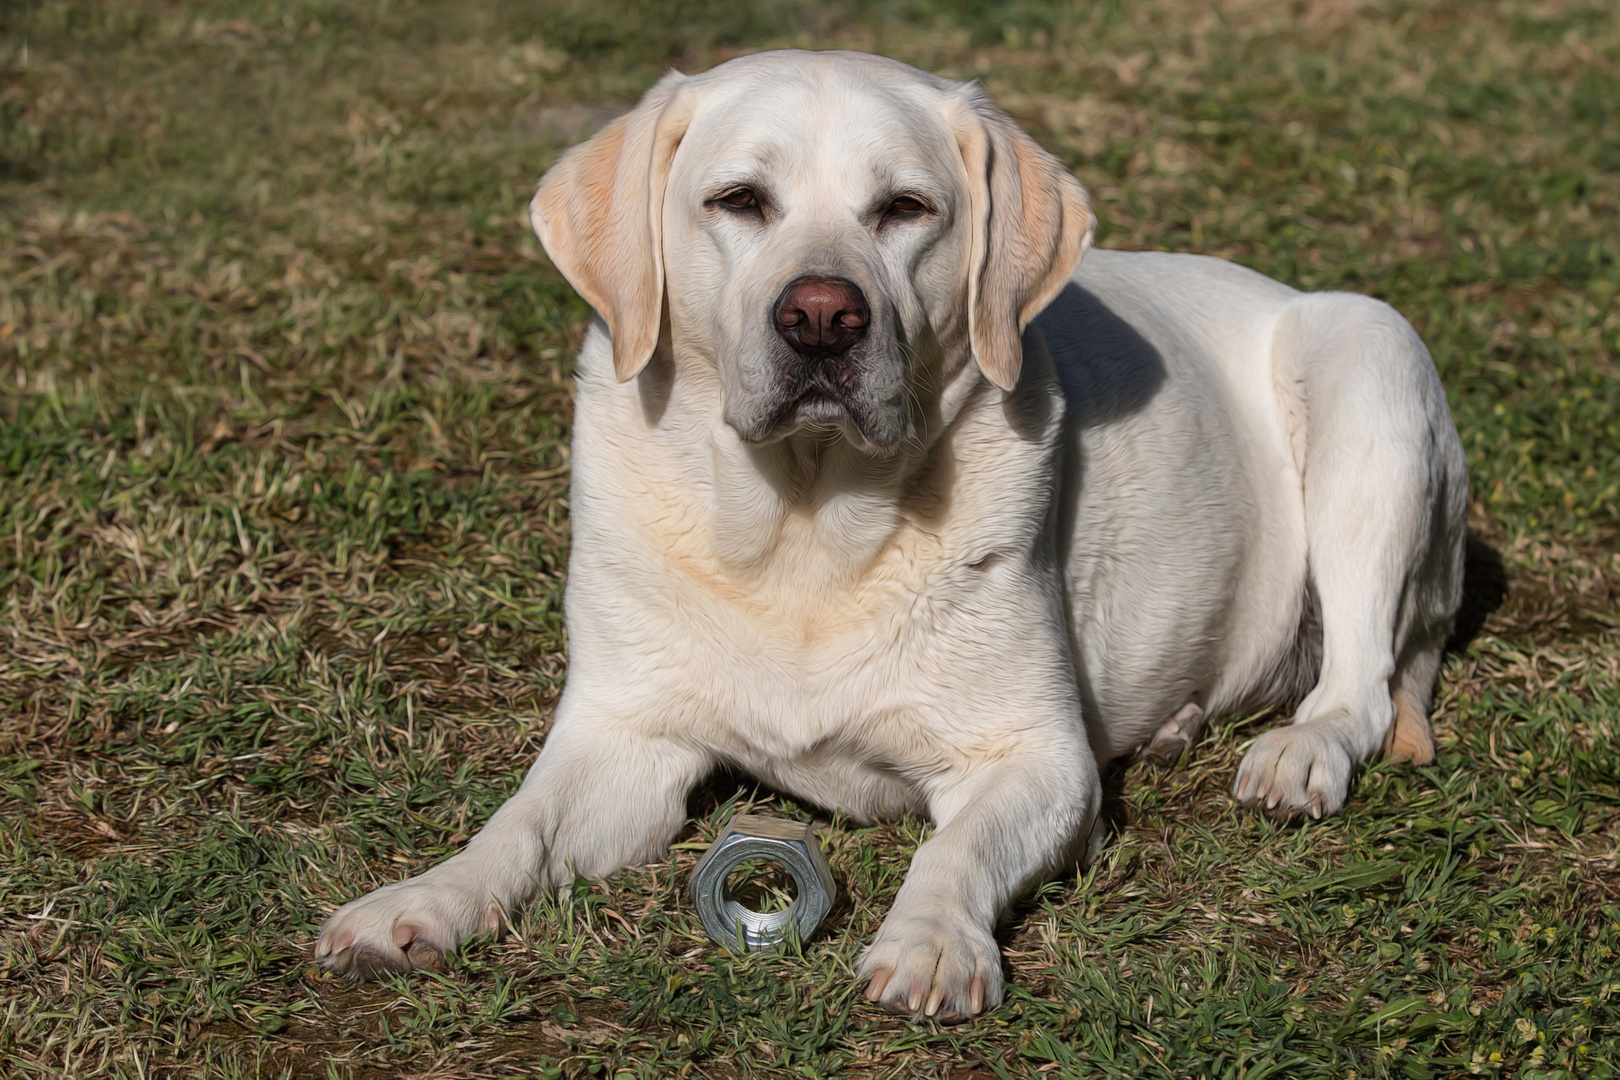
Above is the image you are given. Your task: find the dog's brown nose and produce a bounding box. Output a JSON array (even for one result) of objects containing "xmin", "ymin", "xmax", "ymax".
[{"xmin": 773, "ymin": 276, "xmax": 869, "ymax": 356}]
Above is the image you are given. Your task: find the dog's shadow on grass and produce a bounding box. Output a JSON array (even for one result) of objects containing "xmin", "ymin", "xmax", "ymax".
[{"xmin": 1446, "ymin": 531, "xmax": 1509, "ymax": 655}]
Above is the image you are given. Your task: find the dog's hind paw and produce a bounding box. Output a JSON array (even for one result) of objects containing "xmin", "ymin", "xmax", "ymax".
[
  {"xmin": 1233, "ymin": 723, "xmax": 1353, "ymax": 821},
  {"xmin": 858, "ymin": 910, "xmax": 1002, "ymax": 1023},
  {"xmin": 1141, "ymin": 703, "xmax": 1205, "ymax": 769},
  {"xmin": 313, "ymin": 873, "xmax": 503, "ymax": 981}
]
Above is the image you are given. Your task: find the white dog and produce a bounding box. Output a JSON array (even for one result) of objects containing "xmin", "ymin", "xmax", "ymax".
[{"xmin": 315, "ymin": 50, "xmax": 1467, "ymax": 1021}]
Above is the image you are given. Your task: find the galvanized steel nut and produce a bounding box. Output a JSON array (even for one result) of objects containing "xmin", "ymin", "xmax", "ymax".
[{"xmin": 690, "ymin": 815, "xmax": 836, "ymax": 951}]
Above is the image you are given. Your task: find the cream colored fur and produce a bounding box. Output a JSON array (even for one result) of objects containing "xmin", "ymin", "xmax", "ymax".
[{"xmin": 314, "ymin": 50, "xmax": 1468, "ymax": 1023}]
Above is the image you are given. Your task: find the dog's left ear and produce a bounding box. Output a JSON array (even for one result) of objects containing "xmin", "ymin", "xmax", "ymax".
[
  {"xmin": 530, "ymin": 72, "xmax": 694, "ymax": 382},
  {"xmin": 953, "ymin": 94, "xmax": 1094, "ymax": 391}
]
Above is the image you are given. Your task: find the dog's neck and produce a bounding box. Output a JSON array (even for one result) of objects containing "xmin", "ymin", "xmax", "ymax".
[
  {"xmin": 704, "ymin": 361, "xmax": 986, "ymax": 584},
  {"xmin": 582, "ymin": 335, "xmax": 991, "ymax": 590},
  {"xmin": 706, "ymin": 429, "xmax": 917, "ymax": 578}
]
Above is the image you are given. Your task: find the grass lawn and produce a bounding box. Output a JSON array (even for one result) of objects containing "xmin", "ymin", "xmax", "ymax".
[{"xmin": 2, "ymin": 0, "xmax": 1617, "ymax": 1076}]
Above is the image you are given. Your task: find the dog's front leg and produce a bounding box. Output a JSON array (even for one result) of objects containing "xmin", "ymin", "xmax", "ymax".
[
  {"xmin": 314, "ymin": 704, "xmax": 710, "ymax": 979},
  {"xmin": 859, "ymin": 728, "xmax": 1099, "ymax": 1022}
]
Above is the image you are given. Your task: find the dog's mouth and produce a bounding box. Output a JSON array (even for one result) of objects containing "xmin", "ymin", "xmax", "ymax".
[
  {"xmin": 782, "ymin": 386, "xmax": 850, "ymax": 427},
  {"xmin": 744, "ymin": 371, "xmax": 905, "ymax": 452},
  {"xmin": 744, "ymin": 382, "xmax": 853, "ymax": 440}
]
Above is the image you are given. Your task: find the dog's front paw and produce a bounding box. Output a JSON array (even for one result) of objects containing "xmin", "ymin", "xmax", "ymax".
[
  {"xmin": 859, "ymin": 909, "xmax": 1002, "ymax": 1023},
  {"xmin": 1233, "ymin": 724, "xmax": 1354, "ymax": 821},
  {"xmin": 314, "ymin": 871, "xmax": 503, "ymax": 981}
]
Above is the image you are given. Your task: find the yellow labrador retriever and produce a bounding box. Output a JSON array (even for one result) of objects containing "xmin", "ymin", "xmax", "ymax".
[{"xmin": 315, "ymin": 50, "xmax": 1467, "ymax": 1021}]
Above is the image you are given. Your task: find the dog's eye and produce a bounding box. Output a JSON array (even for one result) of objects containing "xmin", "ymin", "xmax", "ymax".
[
  {"xmin": 714, "ymin": 187, "xmax": 760, "ymax": 212},
  {"xmin": 884, "ymin": 195, "xmax": 931, "ymax": 220}
]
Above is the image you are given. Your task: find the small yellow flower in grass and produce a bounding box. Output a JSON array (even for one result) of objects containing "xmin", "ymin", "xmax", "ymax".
[{"xmin": 1515, "ymin": 1017, "xmax": 1537, "ymax": 1043}]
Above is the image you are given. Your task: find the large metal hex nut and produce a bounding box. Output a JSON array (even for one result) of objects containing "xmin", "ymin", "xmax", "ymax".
[{"xmin": 690, "ymin": 815, "xmax": 836, "ymax": 951}]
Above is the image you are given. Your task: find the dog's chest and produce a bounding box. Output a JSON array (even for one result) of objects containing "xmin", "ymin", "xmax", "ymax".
[
  {"xmin": 571, "ymin": 488, "xmax": 1000, "ymax": 755},
  {"xmin": 656, "ymin": 505, "xmax": 945, "ymax": 660}
]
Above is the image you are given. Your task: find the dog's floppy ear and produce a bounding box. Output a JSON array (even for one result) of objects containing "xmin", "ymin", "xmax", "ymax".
[
  {"xmin": 530, "ymin": 73, "xmax": 693, "ymax": 382},
  {"xmin": 953, "ymin": 93, "xmax": 1094, "ymax": 391}
]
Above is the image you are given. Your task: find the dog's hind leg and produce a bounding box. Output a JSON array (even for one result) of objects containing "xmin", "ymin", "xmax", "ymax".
[
  {"xmin": 1140, "ymin": 703, "xmax": 1206, "ymax": 769},
  {"xmin": 1383, "ymin": 622, "xmax": 1451, "ymax": 764},
  {"xmin": 1234, "ymin": 293, "xmax": 1466, "ymax": 820}
]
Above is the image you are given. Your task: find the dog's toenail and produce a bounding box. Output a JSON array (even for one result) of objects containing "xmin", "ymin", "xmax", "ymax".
[{"xmin": 866, "ymin": 970, "xmax": 892, "ymax": 1000}]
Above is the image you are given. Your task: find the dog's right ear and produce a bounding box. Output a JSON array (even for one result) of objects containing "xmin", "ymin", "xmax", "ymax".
[{"xmin": 530, "ymin": 73, "xmax": 693, "ymax": 382}]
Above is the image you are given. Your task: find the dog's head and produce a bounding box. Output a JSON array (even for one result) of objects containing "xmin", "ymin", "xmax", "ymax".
[{"xmin": 532, "ymin": 50, "xmax": 1092, "ymax": 453}]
